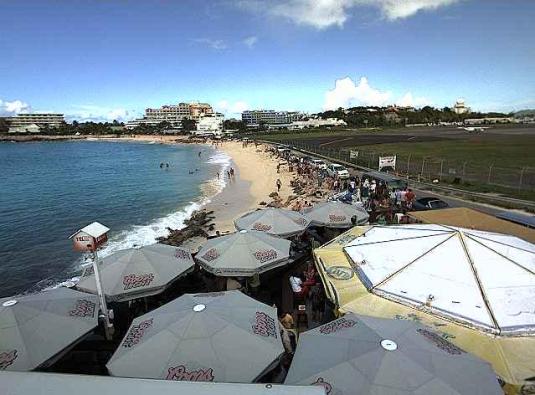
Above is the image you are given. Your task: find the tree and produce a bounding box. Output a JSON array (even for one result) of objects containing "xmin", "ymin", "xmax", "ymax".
[
  {"xmin": 181, "ymin": 119, "xmax": 196, "ymax": 132},
  {"xmin": 0, "ymin": 118, "xmax": 10, "ymax": 134}
]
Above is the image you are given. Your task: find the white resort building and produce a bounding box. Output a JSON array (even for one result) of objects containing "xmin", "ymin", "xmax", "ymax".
[
  {"xmin": 195, "ymin": 113, "xmax": 224, "ymax": 136},
  {"xmin": 125, "ymin": 102, "xmax": 214, "ymax": 130},
  {"xmin": 7, "ymin": 113, "xmax": 65, "ymax": 133}
]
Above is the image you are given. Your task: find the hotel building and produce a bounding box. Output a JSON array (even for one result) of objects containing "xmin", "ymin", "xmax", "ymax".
[
  {"xmin": 6, "ymin": 113, "xmax": 65, "ymax": 133},
  {"xmin": 126, "ymin": 102, "xmax": 214, "ymax": 129},
  {"xmin": 241, "ymin": 110, "xmax": 302, "ymax": 126}
]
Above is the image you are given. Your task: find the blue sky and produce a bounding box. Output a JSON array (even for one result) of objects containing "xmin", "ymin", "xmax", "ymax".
[{"xmin": 0, "ymin": 0, "xmax": 534, "ymax": 121}]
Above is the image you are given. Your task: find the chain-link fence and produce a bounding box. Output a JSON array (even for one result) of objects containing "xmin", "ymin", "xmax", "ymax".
[{"xmin": 284, "ymin": 140, "xmax": 535, "ymax": 191}]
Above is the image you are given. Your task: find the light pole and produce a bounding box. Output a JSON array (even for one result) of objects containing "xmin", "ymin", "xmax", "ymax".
[{"xmin": 70, "ymin": 222, "xmax": 114, "ymax": 340}]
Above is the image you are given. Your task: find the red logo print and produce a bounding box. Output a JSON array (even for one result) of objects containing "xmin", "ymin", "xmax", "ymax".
[
  {"xmin": 252, "ymin": 222, "xmax": 272, "ymax": 231},
  {"xmin": 312, "ymin": 378, "xmax": 332, "ymax": 394},
  {"xmin": 174, "ymin": 249, "xmax": 190, "ymax": 260},
  {"xmin": 123, "ymin": 273, "xmax": 155, "ymax": 290},
  {"xmin": 293, "ymin": 218, "xmax": 308, "ymax": 226},
  {"xmin": 319, "ymin": 318, "xmax": 356, "ymax": 334},
  {"xmin": 201, "ymin": 248, "xmax": 219, "ymax": 262},
  {"xmin": 166, "ymin": 365, "xmax": 215, "ymax": 382},
  {"xmin": 253, "ymin": 249, "xmax": 278, "ymax": 263},
  {"xmin": 122, "ymin": 319, "xmax": 153, "ymax": 348},
  {"xmin": 416, "ymin": 329, "xmax": 465, "ymax": 355},
  {"xmin": 0, "ymin": 350, "xmax": 17, "ymax": 370},
  {"xmin": 328, "ymin": 214, "xmax": 347, "ymax": 223},
  {"xmin": 69, "ymin": 299, "xmax": 96, "ymax": 317},
  {"xmin": 252, "ymin": 311, "xmax": 277, "ymax": 338}
]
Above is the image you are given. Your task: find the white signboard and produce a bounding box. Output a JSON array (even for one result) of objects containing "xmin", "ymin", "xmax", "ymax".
[
  {"xmin": 378, "ymin": 156, "xmax": 396, "ymax": 171},
  {"xmin": 350, "ymin": 150, "xmax": 359, "ymax": 159}
]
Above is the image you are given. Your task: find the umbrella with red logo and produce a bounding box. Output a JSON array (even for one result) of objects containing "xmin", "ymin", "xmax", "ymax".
[
  {"xmin": 195, "ymin": 230, "xmax": 291, "ymax": 277},
  {"xmin": 76, "ymin": 244, "xmax": 194, "ymax": 302},
  {"xmin": 302, "ymin": 201, "xmax": 368, "ymax": 228},
  {"xmin": 235, "ymin": 208, "xmax": 311, "ymax": 238},
  {"xmin": 106, "ymin": 290, "xmax": 284, "ymax": 383},
  {"xmin": 285, "ymin": 313, "xmax": 502, "ymax": 395},
  {"xmin": 0, "ymin": 287, "xmax": 99, "ymax": 371}
]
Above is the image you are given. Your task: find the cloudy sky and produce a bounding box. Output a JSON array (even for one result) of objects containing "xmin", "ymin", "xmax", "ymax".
[{"xmin": 1, "ymin": 0, "xmax": 534, "ymax": 121}]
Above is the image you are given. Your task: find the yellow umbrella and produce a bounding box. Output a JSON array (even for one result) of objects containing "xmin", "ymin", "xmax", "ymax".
[{"xmin": 313, "ymin": 225, "xmax": 535, "ymax": 395}]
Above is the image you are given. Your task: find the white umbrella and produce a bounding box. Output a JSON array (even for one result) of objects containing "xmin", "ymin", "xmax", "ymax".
[
  {"xmin": 196, "ymin": 230, "xmax": 291, "ymax": 276},
  {"xmin": 107, "ymin": 291, "xmax": 284, "ymax": 383},
  {"xmin": 0, "ymin": 287, "xmax": 99, "ymax": 371},
  {"xmin": 76, "ymin": 244, "xmax": 194, "ymax": 302},
  {"xmin": 235, "ymin": 208, "xmax": 310, "ymax": 238},
  {"xmin": 302, "ymin": 201, "xmax": 369, "ymax": 228}
]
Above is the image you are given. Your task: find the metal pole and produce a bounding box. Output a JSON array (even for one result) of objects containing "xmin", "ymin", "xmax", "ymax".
[
  {"xmin": 421, "ymin": 158, "xmax": 426, "ymax": 177},
  {"xmin": 519, "ymin": 167, "xmax": 525, "ymax": 190},
  {"xmin": 439, "ymin": 160, "xmax": 444, "ymax": 181},
  {"xmin": 406, "ymin": 154, "xmax": 411, "ymax": 179},
  {"xmin": 92, "ymin": 250, "xmax": 113, "ymax": 340},
  {"xmin": 488, "ymin": 164, "xmax": 493, "ymax": 184},
  {"xmin": 462, "ymin": 161, "xmax": 467, "ymax": 178}
]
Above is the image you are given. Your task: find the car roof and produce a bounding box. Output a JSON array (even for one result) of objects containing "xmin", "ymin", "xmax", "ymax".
[{"xmin": 362, "ymin": 171, "xmax": 404, "ymax": 182}]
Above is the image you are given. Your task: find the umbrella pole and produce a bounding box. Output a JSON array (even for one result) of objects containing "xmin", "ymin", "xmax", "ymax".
[{"xmin": 92, "ymin": 250, "xmax": 114, "ymax": 340}]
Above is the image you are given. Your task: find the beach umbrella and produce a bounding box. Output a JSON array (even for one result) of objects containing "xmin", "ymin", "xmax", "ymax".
[
  {"xmin": 285, "ymin": 313, "xmax": 503, "ymax": 395},
  {"xmin": 76, "ymin": 244, "xmax": 194, "ymax": 302},
  {"xmin": 235, "ymin": 208, "xmax": 311, "ymax": 238},
  {"xmin": 312, "ymin": 224, "xmax": 535, "ymax": 394},
  {"xmin": 0, "ymin": 287, "xmax": 99, "ymax": 371},
  {"xmin": 302, "ymin": 201, "xmax": 369, "ymax": 228},
  {"xmin": 1, "ymin": 371, "xmax": 325, "ymax": 395},
  {"xmin": 106, "ymin": 290, "xmax": 284, "ymax": 383},
  {"xmin": 196, "ymin": 230, "xmax": 291, "ymax": 276}
]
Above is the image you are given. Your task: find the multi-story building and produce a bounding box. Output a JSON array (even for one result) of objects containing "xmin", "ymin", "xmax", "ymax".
[
  {"xmin": 6, "ymin": 113, "xmax": 65, "ymax": 133},
  {"xmin": 241, "ymin": 110, "xmax": 302, "ymax": 125},
  {"xmin": 453, "ymin": 99, "xmax": 471, "ymax": 115},
  {"xmin": 7, "ymin": 113, "xmax": 64, "ymax": 127},
  {"xmin": 195, "ymin": 113, "xmax": 224, "ymax": 136},
  {"xmin": 126, "ymin": 102, "xmax": 215, "ymax": 130}
]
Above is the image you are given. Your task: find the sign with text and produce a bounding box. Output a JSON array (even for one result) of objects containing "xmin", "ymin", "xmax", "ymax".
[
  {"xmin": 378, "ymin": 156, "xmax": 396, "ymax": 171},
  {"xmin": 350, "ymin": 150, "xmax": 359, "ymax": 159}
]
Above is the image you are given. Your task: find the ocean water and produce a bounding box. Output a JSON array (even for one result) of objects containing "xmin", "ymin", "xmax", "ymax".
[{"xmin": 0, "ymin": 140, "xmax": 230, "ymax": 297}]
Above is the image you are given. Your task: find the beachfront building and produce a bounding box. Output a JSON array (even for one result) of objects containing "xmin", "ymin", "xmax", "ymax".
[
  {"xmin": 453, "ymin": 99, "xmax": 471, "ymax": 114},
  {"xmin": 289, "ymin": 117, "xmax": 347, "ymax": 130},
  {"xmin": 7, "ymin": 113, "xmax": 65, "ymax": 133},
  {"xmin": 125, "ymin": 102, "xmax": 215, "ymax": 130},
  {"xmin": 242, "ymin": 110, "xmax": 302, "ymax": 126},
  {"xmin": 464, "ymin": 117, "xmax": 514, "ymax": 125},
  {"xmin": 195, "ymin": 113, "xmax": 224, "ymax": 136}
]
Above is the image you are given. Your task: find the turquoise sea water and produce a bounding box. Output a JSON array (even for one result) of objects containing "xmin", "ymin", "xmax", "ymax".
[{"xmin": 0, "ymin": 140, "xmax": 229, "ymax": 297}]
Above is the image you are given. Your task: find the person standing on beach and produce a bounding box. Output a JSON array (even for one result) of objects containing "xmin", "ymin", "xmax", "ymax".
[
  {"xmin": 276, "ymin": 178, "xmax": 282, "ymax": 192},
  {"xmin": 230, "ymin": 167, "xmax": 235, "ymax": 178}
]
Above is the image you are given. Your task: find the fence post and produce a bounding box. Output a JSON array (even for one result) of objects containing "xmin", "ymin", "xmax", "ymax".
[
  {"xmin": 462, "ymin": 161, "xmax": 467, "ymax": 179},
  {"xmin": 439, "ymin": 160, "xmax": 444, "ymax": 181},
  {"xmin": 519, "ymin": 167, "xmax": 526, "ymax": 190},
  {"xmin": 406, "ymin": 154, "xmax": 411, "ymax": 179},
  {"xmin": 421, "ymin": 157, "xmax": 426, "ymax": 178},
  {"xmin": 488, "ymin": 164, "xmax": 493, "ymax": 184}
]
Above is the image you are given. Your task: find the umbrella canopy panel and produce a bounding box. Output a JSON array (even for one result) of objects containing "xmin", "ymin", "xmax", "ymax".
[
  {"xmin": 344, "ymin": 224, "xmax": 535, "ymax": 335},
  {"xmin": 285, "ymin": 313, "xmax": 503, "ymax": 395},
  {"xmin": 76, "ymin": 244, "xmax": 194, "ymax": 302},
  {"xmin": 196, "ymin": 230, "xmax": 291, "ymax": 276},
  {"xmin": 302, "ymin": 202, "xmax": 369, "ymax": 228},
  {"xmin": 0, "ymin": 287, "xmax": 99, "ymax": 371},
  {"xmin": 235, "ymin": 208, "xmax": 311, "ymax": 238},
  {"xmin": 107, "ymin": 290, "xmax": 284, "ymax": 383}
]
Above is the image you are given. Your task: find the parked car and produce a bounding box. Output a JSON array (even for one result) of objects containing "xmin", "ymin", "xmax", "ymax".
[
  {"xmin": 311, "ymin": 159, "xmax": 327, "ymax": 170},
  {"xmin": 327, "ymin": 163, "xmax": 350, "ymax": 179},
  {"xmin": 361, "ymin": 171, "xmax": 408, "ymax": 191},
  {"xmin": 412, "ymin": 197, "xmax": 449, "ymax": 211}
]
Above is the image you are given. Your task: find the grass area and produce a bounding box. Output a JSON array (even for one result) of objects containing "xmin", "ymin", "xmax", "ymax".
[
  {"xmin": 357, "ymin": 136, "xmax": 535, "ymax": 168},
  {"xmin": 261, "ymin": 128, "xmax": 375, "ymax": 141}
]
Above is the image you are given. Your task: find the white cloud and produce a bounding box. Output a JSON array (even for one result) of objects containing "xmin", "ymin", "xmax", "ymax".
[
  {"xmin": 192, "ymin": 38, "xmax": 228, "ymax": 50},
  {"xmin": 0, "ymin": 98, "xmax": 31, "ymax": 115},
  {"xmin": 396, "ymin": 92, "xmax": 431, "ymax": 107},
  {"xmin": 66, "ymin": 105, "xmax": 138, "ymax": 122},
  {"xmin": 243, "ymin": 36, "xmax": 258, "ymax": 48},
  {"xmin": 323, "ymin": 76, "xmax": 430, "ymax": 110},
  {"xmin": 238, "ymin": 0, "xmax": 460, "ymax": 29},
  {"xmin": 216, "ymin": 100, "xmax": 250, "ymax": 117}
]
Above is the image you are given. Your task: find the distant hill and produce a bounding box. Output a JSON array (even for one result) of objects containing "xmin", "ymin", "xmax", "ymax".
[{"xmin": 514, "ymin": 109, "xmax": 535, "ymax": 118}]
